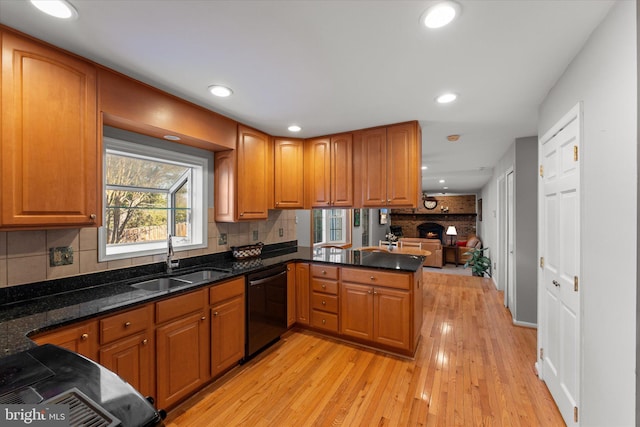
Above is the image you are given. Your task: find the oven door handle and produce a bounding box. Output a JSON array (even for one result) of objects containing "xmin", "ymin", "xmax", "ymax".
[{"xmin": 249, "ymin": 270, "xmax": 287, "ymax": 286}]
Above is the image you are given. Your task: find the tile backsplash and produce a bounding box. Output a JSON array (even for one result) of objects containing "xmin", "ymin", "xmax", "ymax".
[{"xmin": 0, "ymin": 209, "xmax": 297, "ymax": 288}]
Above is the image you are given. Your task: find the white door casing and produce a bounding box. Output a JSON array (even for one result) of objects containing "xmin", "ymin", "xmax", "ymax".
[
  {"xmin": 538, "ymin": 103, "xmax": 581, "ymax": 426},
  {"xmin": 506, "ymin": 169, "xmax": 515, "ymax": 316}
]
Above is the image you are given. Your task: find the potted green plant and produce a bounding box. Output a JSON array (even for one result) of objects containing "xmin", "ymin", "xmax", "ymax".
[{"xmin": 463, "ymin": 247, "xmax": 492, "ymax": 277}]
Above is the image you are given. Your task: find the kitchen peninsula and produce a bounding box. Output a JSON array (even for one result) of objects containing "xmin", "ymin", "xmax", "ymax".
[{"xmin": 0, "ymin": 243, "xmax": 424, "ymax": 410}]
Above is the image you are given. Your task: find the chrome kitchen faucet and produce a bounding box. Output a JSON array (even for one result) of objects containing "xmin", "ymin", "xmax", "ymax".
[{"xmin": 166, "ymin": 234, "xmax": 179, "ymax": 273}]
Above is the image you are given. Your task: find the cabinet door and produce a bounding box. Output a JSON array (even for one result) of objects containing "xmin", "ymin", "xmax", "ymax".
[
  {"xmin": 211, "ymin": 295, "xmax": 244, "ymax": 377},
  {"xmin": 374, "ymin": 287, "xmax": 411, "ymax": 350},
  {"xmin": 305, "ymin": 138, "xmax": 332, "ymax": 207},
  {"xmin": 1, "ymin": 32, "xmax": 98, "ymax": 228},
  {"xmin": 274, "ymin": 138, "xmax": 304, "ymax": 209},
  {"xmin": 286, "ymin": 264, "xmax": 296, "ymax": 327},
  {"xmin": 237, "ymin": 125, "xmax": 270, "ymax": 220},
  {"xmin": 340, "ymin": 283, "xmax": 373, "ymax": 340},
  {"xmin": 386, "ymin": 123, "xmax": 418, "ymax": 207},
  {"xmin": 99, "ymin": 332, "xmax": 153, "ymax": 398},
  {"xmin": 214, "ymin": 150, "xmax": 236, "ymax": 222},
  {"xmin": 295, "ymin": 263, "xmax": 310, "ymax": 325},
  {"xmin": 360, "ymin": 128, "xmax": 388, "ymax": 207},
  {"xmin": 331, "ymin": 133, "xmax": 354, "ymax": 207},
  {"xmin": 156, "ymin": 311, "xmax": 209, "ymax": 409},
  {"xmin": 32, "ymin": 320, "xmax": 98, "ymax": 361}
]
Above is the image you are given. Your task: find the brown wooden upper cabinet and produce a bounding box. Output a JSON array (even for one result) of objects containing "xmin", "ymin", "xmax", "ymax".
[
  {"xmin": 359, "ymin": 121, "xmax": 421, "ymax": 208},
  {"xmin": 0, "ymin": 31, "xmax": 99, "ymax": 229},
  {"xmin": 274, "ymin": 138, "xmax": 304, "ymax": 209},
  {"xmin": 305, "ymin": 133, "xmax": 353, "ymax": 208},
  {"xmin": 215, "ymin": 125, "xmax": 273, "ymax": 222}
]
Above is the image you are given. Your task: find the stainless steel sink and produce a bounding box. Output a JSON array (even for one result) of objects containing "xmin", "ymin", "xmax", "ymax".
[
  {"xmin": 130, "ymin": 277, "xmax": 193, "ymax": 291},
  {"xmin": 174, "ymin": 269, "xmax": 230, "ymax": 284},
  {"xmin": 129, "ymin": 268, "xmax": 232, "ymax": 291}
]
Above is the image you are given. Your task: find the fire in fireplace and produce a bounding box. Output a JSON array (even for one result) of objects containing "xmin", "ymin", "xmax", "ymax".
[{"xmin": 417, "ymin": 222, "xmax": 445, "ymax": 242}]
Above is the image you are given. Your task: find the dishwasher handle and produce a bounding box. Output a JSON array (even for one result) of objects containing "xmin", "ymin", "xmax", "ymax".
[{"xmin": 248, "ymin": 270, "xmax": 287, "ymax": 286}]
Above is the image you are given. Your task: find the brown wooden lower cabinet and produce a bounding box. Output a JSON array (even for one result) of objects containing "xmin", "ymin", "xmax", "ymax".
[
  {"xmin": 32, "ymin": 319, "xmax": 99, "ymax": 361},
  {"xmin": 295, "ymin": 263, "xmax": 310, "ymax": 325},
  {"xmin": 156, "ymin": 310, "xmax": 209, "ymax": 409},
  {"xmin": 210, "ymin": 277, "xmax": 245, "ymax": 378},
  {"xmin": 154, "ymin": 288, "xmax": 209, "ymax": 409},
  {"xmin": 99, "ymin": 332, "xmax": 153, "ymax": 399}
]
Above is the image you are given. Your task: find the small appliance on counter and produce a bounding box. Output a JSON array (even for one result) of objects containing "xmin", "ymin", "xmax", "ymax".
[{"xmin": 0, "ymin": 344, "xmax": 165, "ymax": 426}]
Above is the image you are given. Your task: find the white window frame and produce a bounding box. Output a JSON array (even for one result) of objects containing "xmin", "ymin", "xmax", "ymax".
[
  {"xmin": 99, "ymin": 136, "xmax": 208, "ymax": 261},
  {"xmin": 313, "ymin": 209, "xmax": 352, "ymax": 247}
]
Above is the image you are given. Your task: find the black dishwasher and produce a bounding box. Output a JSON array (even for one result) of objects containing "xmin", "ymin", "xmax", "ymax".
[{"xmin": 245, "ymin": 264, "xmax": 288, "ymax": 360}]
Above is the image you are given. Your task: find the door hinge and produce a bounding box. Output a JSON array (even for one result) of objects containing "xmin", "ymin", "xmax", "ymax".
[
  {"xmin": 574, "ymin": 276, "xmax": 579, "ymax": 292},
  {"xmin": 539, "ymin": 165, "xmax": 544, "ymax": 177},
  {"xmin": 539, "ymin": 257, "xmax": 544, "ymax": 268},
  {"xmin": 574, "ymin": 406, "xmax": 578, "ymax": 422},
  {"xmin": 573, "ymin": 145, "xmax": 578, "ymax": 161},
  {"xmin": 539, "ymin": 348, "xmax": 544, "ymax": 359}
]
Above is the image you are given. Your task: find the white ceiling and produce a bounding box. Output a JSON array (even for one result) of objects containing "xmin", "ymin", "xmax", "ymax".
[{"xmin": 0, "ymin": 0, "xmax": 614, "ymax": 194}]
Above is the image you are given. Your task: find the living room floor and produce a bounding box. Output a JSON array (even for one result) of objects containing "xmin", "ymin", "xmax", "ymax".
[{"xmin": 424, "ymin": 264, "xmax": 472, "ymax": 276}]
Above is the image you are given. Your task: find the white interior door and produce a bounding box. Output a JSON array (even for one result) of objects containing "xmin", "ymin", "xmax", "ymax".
[
  {"xmin": 506, "ymin": 170, "xmax": 515, "ymax": 314},
  {"xmin": 539, "ymin": 103, "xmax": 581, "ymax": 426}
]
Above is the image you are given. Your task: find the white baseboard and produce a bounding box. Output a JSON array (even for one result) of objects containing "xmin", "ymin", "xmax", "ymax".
[{"xmin": 513, "ymin": 319, "xmax": 537, "ymax": 329}]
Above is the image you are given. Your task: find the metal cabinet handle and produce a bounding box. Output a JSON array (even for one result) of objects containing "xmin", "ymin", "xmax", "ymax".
[
  {"xmin": 553, "ymin": 280, "xmax": 560, "ymax": 287},
  {"xmin": 89, "ymin": 214, "xmax": 96, "ymax": 220},
  {"xmin": 367, "ymin": 289, "xmax": 372, "ymax": 294},
  {"xmin": 321, "ymin": 300, "xmax": 326, "ymax": 305},
  {"xmin": 322, "ymin": 319, "xmax": 326, "ymax": 325},
  {"xmin": 321, "ymin": 270, "xmax": 326, "ymax": 275},
  {"xmin": 321, "ymin": 284, "xmax": 326, "ymax": 289},
  {"xmin": 124, "ymin": 321, "xmax": 131, "ymax": 327},
  {"xmin": 142, "ymin": 339, "xmax": 148, "ymax": 345},
  {"xmin": 373, "ymin": 290, "xmax": 378, "ymax": 295},
  {"xmin": 80, "ymin": 333, "xmax": 89, "ymax": 340},
  {"xmin": 201, "ymin": 316, "xmax": 206, "ymax": 321},
  {"xmin": 370, "ymin": 276, "xmax": 375, "ymax": 281},
  {"xmin": 213, "ymin": 311, "xmax": 219, "ymax": 317}
]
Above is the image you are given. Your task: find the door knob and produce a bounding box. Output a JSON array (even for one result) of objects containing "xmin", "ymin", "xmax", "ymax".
[{"xmin": 553, "ymin": 280, "xmax": 560, "ymax": 287}]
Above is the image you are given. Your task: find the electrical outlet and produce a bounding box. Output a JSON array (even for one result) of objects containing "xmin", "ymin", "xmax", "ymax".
[
  {"xmin": 218, "ymin": 233, "xmax": 227, "ymax": 245},
  {"xmin": 279, "ymin": 228, "xmax": 284, "ymax": 237},
  {"xmin": 252, "ymin": 230, "xmax": 259, "ymax": 241},
  {"xmin": 49, "ymin": 247, "xmax": 74, "ymax": 266}
]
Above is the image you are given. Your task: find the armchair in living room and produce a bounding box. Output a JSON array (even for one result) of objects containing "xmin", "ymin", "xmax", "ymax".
[
  {"xmin": 398, "ymin": 237, "xmax": 443, "ymax": 268},
  {"xmin": 453, "ymin": 235, "xmax": 483, "ymax": 263}
]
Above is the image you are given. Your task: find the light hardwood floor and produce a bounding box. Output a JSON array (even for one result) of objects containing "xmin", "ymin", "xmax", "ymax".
[{"xmin": 165, "ymin": 271, "xmax": 564, "ymax": 426}]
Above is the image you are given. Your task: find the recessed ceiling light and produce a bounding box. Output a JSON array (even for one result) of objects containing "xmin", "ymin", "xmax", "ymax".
[
  {"xmin": 163, "ymin": 135, "xmax": 181, "ymax": 141},
  {"xmin": 30, "ymin": 0, "xmax": 78, "ymax": 19},
  {"xmin": 439, "ymin": 179, "xmax": 445, "ymax": 184},
  {"xmin": 288, "ymin": 125, "xmax": 302, "ymax": 132},
  {"xmin": 208, "ymin": 85, "xmax": 233, "ymax": 97},
  {"xmin": 421, "ymin": 1, "xmax": 461, "ymax": 29},
  {"xmin": 422, "ymin": 166, "xmax": 428, "ymax": 170},
  {"xmin": 436, "ymin": 93, "xmax": 457, "ymax": 104}
]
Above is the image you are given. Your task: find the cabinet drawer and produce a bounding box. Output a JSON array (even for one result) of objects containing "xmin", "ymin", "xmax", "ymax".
[
  {"xmin": 310, "ymin": 310, "xmax": 338, "ymax": 332},
  {"xmin": 341, "ymin": 268, "xmax": 411, "ymax": 290},
  {"xmin": 210, "ymin": 277, "xmax": 244, "ymax": 305},
  {"xmin": 311, "ymin": 278, "xmax": 338, "ymax": 295},
  {"xmin": 310, "ymin": 265, "xmax": 339, "ymax": 280},
  {"xmin": 100, "ymin": 305, "xmax": 152, "ymax": 345},
  {"xmin": 311, "ymin": 293, "xmax": 338, "ymax": 313},
  {"xmin": 156, "ymin": 289, "xmax": 206, "ymax": 324}
]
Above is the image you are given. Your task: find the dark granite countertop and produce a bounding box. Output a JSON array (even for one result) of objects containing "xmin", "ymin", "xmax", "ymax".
[{"xmin": 0, "ymin": 242, "xmax": 424, "ymax": 358}]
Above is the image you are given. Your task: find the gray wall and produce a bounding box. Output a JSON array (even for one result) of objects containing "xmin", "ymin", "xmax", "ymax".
[
  {"xmin": 513, "ymin": 137, "xmax": 538, "ymax": 325},
  {"xmin": 538, "ymin": 1, "xmax": 636, "ymax": 424},
  {"xmin": 295, "ymin": 210, "xmax": 311, "ymax": 247}
]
